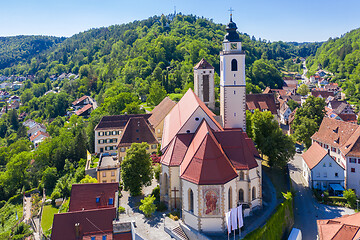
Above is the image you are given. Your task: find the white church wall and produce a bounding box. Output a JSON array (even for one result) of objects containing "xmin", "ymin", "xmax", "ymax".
[
  {"xmin": 236, "ymin": 170, "xmax": 250, "ymax": 204},
  {"xmin": 178, "ymin": 107, "xmax": 221, "ymax": 135},
  {"xmin": 200, "ymin": 218, "xmax": 223, "ymax": 232},
  {"xmin": 160, "ymin": 165, "xmax": 170, "ymax": 201},
  {"xmin": 182, "ymin": 180, "xmax": 200, "ymax": 230},
  {"xmin": 224, "ymin": 179, "xmax": 237, "ymax": 212}
]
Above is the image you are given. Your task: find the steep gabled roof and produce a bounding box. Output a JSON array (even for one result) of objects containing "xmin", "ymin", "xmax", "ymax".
[
  {"xmin": 148, "ymin": 97, "xmax": 176, "ymax": 128},
  {"xmin": 194, "ymin": 58, "xmax": 214, "ymax": 70},
  {"xmin": 51, "ymin": 208, "xmax": 116, "ymax": 240},
  {"xmin": 72, "ymin": 95, "xmax": 90, "ymax": 106},
  {"xmin": 69, "ymin": 183, "xmax": 118, "ymax": 212},
  {"xmin": 95, "ymin": 114, "xmax": 152, "ymax": 130},
  {"xmin": 180, "ymin": 120, "xmax": 238, "ymax": 185},
  {"xmin": 30, "ymin": 131, "xmax": 49, "ymax": 142},
  {"xmin": 302, "ymin": 142, "xmax": 329, "ymax": 170},
  {"xmin": 117, "ymin": 117, "xmax": 158, "ymax": 147},
  {"xmin": 312, "ymin": 90, "xmax": 335, "ymax": 99},
  {"xmin": 162, "ymin": 89, "xmax": 222, "ymax": 149},
  {"xmin": 340, "ymin": 128, "xmax": 360, "ymax": 158},
  {"xmin": 312, "ymin": 117, "xmax": 359, "ymax": 149},
  {"xmin": 160, "ymin": 133, "xmax": 194, "ymax": 166},
  {"xmin": 246, "ymin": 94, "xmax": 278, "ymax": 114},
  {"xmin": 75, "ymin": 104, "xmax": 92, "ymax": 116}
]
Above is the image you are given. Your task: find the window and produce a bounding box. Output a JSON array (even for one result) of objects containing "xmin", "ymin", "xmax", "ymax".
[
  {"xmin": 96, "ymin": 197, "xmax": 100, "ymax": 203},
  {"xmin": 351, "ymin": 168, "xmax": 356, "ymax": 173},
  {"xmin": 136, "ymin": 138, "xmax": 139, "ymax": 141},
  {"xmin": 102, "ymin": 180, "xmax": 107, "ymax": 183},
  {"xmin": 234, "ymin": 90, "xmax": 236, "ymax": 94},
  {"xmin": 228, "ymin": 187, "xmax": 232, "ymax": 210},
  {"xmin": 108, "ymin": 198, "xmax": 114, "ymax": 205},
  {"xmin": 99, "ymin": 132, "xmax": 104, "ymax": 136},
  {"xmin": 100, "ymin": 148, "xmax": 103, "ymax": 153},
  {"xmin": 358, "ymin": 159, "xmax": 360, "ymax": 164},
  {"xmin": 111, "ymin": 171, "xmax": 115, "ymax": 176},
  {"xmin": 239, "ymin": 189, "xmax": 244, "ymax": 202},
  {"xmin": 335, "ymin": 172, "xmax": 338, "ymax": 177},
  {"xmin": 350, "ymin": 158, "xmax": 357, "ymax": 163},
  {"xmin": 234, "ymin": 112, "xmax": 236, "ymax": 117},
  {"xmin": 324, "ymin": 144, "xmax": 328, "ymax": 149},
  {"xmin": 323, "ymin": 163, "xmax": 326, "ymax": 167},
  {"xmin": 331, "ymin": 147, "xmax": 336, "ymax": 152},
  {"xmin": 186, "ymin": 130, "xmax": 190, "ymax": 133},
  {"xmin": 102, "ymin": 172, "xmax": 106, "ymax": 177},
  {"xmin": 111, "ymin": 179, "xmax": 115, "ymax": 182},
  {"xmin": 195, "ymin": 117, "xmax": 199, "ymax": 121},
  {"xmin": 188, "ymin": 189, "xmax": 194, "ymax": 213},
  {"xmin": 105, "ymin": 131, "xmax": 109, "ymax": 136},
  {"xmin": 151, "ymin": 144, "xmax": 157, "ymax": 149},
  {"xmin": 157, "ymin": 129, "xmax": 161, "ymax": 133},
  {"xmin": 239, "ymin": 171, "xmax": 244, "ymax": 180},
  {"xmin": 120, "ymin": 147, "xmax": 126, "ymax": 152},
  {"xmin": 234, "ymin": 81, "xmax": 236, "ymax": 85},
  {"xmin": 113, "ymin": 131, "xmax": 116, "ymax": 135},
  {"xmin": 136, "ymin": 129, "xmax": 139, "ymax": 132},
  {"xmin": 252, "ymin": 187, "xmax": 256, "ymax": 200},
  {"xmin": 231, "ymin": 59, "xmax": 238, "ymax": 71},
  {"xmin": 329, "ymin": 162, "xmax": 332, "ymax": 167},
  {"xmin": 323, "ymin": 172, "xmax": 327, "ymax": 178}
]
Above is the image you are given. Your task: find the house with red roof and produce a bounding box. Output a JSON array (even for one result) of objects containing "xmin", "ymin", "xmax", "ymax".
[
  {"xmin": 160, "ymin": 17, "xmax": 262, "ymax": 233},
  {"xmin": 71, "ymin": 95, "xmax": 98, "ymax": 118},
  {"xmin": 30, "ymin": 131, "xmax": 50, "ymax": 148},
  {"xmin": 302, "ymin": 142, "xmax": 344, "ymax": 192}
]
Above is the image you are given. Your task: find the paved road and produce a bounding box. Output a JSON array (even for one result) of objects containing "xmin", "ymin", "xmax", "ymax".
[
  {"xmin": 301, "ymin": 60, "xmax": 309, "ymax": 84},
  {"xmin": 289, "ymin": 153, "xmax": 355, "ymax": 240}
]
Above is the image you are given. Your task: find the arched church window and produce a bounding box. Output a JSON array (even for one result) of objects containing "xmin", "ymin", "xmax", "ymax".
[
  {"xmin": 239, "ymin": 189, "xmax": 244, "ymax": 202},
  {"xmin": 252, "ymin": 187, "xmax": 256, "ymax": 201},
  {"xmin": 228, "ymin": 187, "xmax": 232, "ymax": 210},
  {"xmin": 188, "ymin": 189, "xmax": 194, "ymax": 213},
  {"xmin": 231, "ymin": 59, "xmax": 238, "ymax": 71},
  {"xmin": 163, "ymin": 173, "xmax": 169, "ymax": 196},
  {"xmin": 239, "ymin": 171, "xmax": 244, "ymax": 180}
]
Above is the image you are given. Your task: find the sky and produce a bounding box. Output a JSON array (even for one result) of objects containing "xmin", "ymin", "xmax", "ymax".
[{"xmin": 1, "ymin": 0, "xmax": 360, "ymax": 42}]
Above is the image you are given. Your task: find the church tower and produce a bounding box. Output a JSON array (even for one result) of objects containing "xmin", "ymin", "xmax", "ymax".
[
  {"xmin": 220, "ymin": 14, "xmax": 246, "ymax": 130},
  {"xmin": 194, "ymin": 58, "xmax": 215, "ymax": 110}
]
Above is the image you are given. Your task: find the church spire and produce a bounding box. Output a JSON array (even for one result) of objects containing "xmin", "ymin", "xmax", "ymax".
[{"xmin": 224, "ymin": 9, "xmax": 240, "ymax": 42}]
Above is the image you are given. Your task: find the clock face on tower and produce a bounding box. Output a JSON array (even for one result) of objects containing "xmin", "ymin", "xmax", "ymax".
[{"xmin": 231, "ymin": 43, "xmax": 237, "ymax": 50}]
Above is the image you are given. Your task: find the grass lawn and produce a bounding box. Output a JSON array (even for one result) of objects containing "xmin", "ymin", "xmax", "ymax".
[
  {"xmin": 41, "ymin": 205, "xmax": 59, "ymax": 232},
  {"xmin": 140, "ymin": 103, "xmax": 153, "ymax": 112},
  {"xmin": 262, "ymin": 159, "xmax": 290, "ymax": 200},
  {"xmin": 168, "ymin": 93, "xmax": 183, "ymax": 101}
]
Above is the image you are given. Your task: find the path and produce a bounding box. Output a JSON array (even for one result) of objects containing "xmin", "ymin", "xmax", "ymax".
[
  {"xmin": 23, "ymin": 196, "xmax": 31, "ymax": 222},
  {"xmin": 289, "ymin": 153, "xmax": 355, "ymax": 240},
  {"xmin": 120, "ymin": 179, "xmax": 172, "ymax": 240}
]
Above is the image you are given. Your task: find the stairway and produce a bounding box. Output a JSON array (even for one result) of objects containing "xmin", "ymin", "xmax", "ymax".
[{"xmin": 172, "ymin": 225, "xmax": 189, "ymax": 240}]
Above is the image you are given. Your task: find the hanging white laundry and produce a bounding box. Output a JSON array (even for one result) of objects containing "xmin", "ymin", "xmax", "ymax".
[
  {"xmin": 237, "ymin": 205, "xmax": 243, "ymax": 228},
  {"xmin": 226, "ymin": 211, "xmax": 231, "ymax": 233},
  {"xmin": 231, "ymin": 208, "xmax": 238, "ymax": 230}
]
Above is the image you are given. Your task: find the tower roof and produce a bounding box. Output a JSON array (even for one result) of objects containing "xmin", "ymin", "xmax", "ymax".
[
  {"xmin": 194, "ymin": 58, "xmax": 214, "ymax": 70},
  {"xmin": 224, "ymin": 15, "xmax": 240, "ymax": 42}
]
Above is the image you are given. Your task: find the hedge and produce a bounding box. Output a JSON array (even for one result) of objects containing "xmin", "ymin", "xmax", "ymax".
[{"xmin": 244, "ymin": 192, "xmax": 294, "ymax": 240}]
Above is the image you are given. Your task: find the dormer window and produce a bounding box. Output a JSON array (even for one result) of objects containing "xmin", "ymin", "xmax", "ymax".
[
  {"xmin": 108, "ymin": 198, "xmax": 114, "ymax": 205},
  {"xmin": 333, "ymin": 127, "xmax": 338, "ymax": 133}
]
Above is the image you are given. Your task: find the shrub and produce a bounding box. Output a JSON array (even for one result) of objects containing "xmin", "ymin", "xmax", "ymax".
[
  {"xmin": 153, "ymin": 164, "xmax": 161, "ymax": 182},
  {"xmin": 50, "ymin": 191, "xmax": 61, "ymax": 205},
  {"xmin": 344, "ymin": 189, "xmax": 357, "ymax": 209},
  {"xmin": 157, "ymin": 201, "xmax": 167, "ymax": 212},
  {"xmin": 139, "ymin": 195, "xmax": 156, "ymax": 218},
  {"xmin": 119, "ymin": 206, "xmax": 125, "ymax": 214}
]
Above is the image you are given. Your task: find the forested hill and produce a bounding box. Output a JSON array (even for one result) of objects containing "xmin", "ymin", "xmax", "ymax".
[
  {"xmin": 1, "ymin": 14, "xmax": 317, "ymax": 95},
  {"xmin": 0, "ymin": 35, "xmax": 64, "ymax": 71},
  {"xmin": 306, "ymin": 28, "xmax": 360, "ymax": 105}
]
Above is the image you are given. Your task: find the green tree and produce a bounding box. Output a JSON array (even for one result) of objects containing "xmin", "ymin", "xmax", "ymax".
[
  {"xmin": 297, "ymin": 84, "xmax": 309, "ymax": 96},
  {"xmin": 139, "ymin": 195, "xmax": 156, "ymax": 217},
  {"xmin": 293, "ymin": 117, "xmax": 318, "ymax": 148},
  {"xmin": 343, "ymin": 189, "xmax": 357, "ymax": 208},
  {"xmin": 247, "ymin": 110, "xmax": 295, "ymax": 168},
  {"xmin": 79, "ymin": 175, "xmax": 98, "ymax": 183},
  {"xmin": 121, "ymin": 143, "xmax": 153, "ymax": 196},
  {"xmin": 251, "ymin": 59, "xmax": 283, "ymax": 89},
  {"xmin": 42, "ymin": 167, "xmax": 58, "ymax": 191},
  {"xmin": 147, "ymin": 81, "xmax": 167, "ymax": 106},
  {"xmin": 287, "ymin": 99, "xmax": 299, "ymax": 112}
]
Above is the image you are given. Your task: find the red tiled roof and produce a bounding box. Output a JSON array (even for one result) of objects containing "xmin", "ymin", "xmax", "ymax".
[
  {"xmin": 95, "ymin": 114, "xmax": 152, "ymax": 131},
  {"xmin": 69, "ymin": 183, "xmax": 118, "ymax": 212},
  {"xmin": 72, "ymin": 95, "xmax": 89, "ymax": 106},
  {"xmin": 51, "ymin": 208, "xmax": 116, "ymax": 240},
  {"xmin": 317, "ymin": 212, "xmax": 360, "ymax": 240},
  {"xmin": 180, "ymin": 120, "xmax": 238, "ymax": 185},
  {"xmin": 161, "ymin": 133, "xmax": 194, "ymax": 166},
  {"xmin": 340, "ymin": 128, "xmax": 360, "ymax": 158},
  {"xmin": 213, "ymin": 130, "xmax": 259, "ymax": 170},
  {"xmin": 29, "ymin": 131, "xmax": 49, "ymax": 142},
  {"xmin": 117, "ymin": 117, "xmax": 158, "ymax": 147},
  {"xmin": 338, "ymin": 114, "xmax": 357, "ymax": 123},
  {"xmin": 302, "ymin": 142, "xmax": 328, "ymax": 169},
  {"xmin": 246, "ymin": 94, "xmax": 278, "ymax": 115},
  {"xmin": 311, "ymin": 90, "xmax": 335, "ymax": 99},
  {"xmin": 75, "ymin": 104, "xmax": 93, "ymax": 116},
  {"xmin": 312, "ymin": 117, "xmax": 359, "ymax": 149},
  {"xmin": 194, "ymin": 58, "xmax": 214, "ymax": 70},
  {"xmin": 162, "ymin": 89, "xmax": 222, "ymax": 149},
  {"xmin": 148, "ymin": 97, "xmax": 176, "ymax": 128}
]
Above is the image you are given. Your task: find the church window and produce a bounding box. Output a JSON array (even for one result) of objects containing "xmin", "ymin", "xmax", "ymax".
[
  {"xmin": 231, "ymin": 59, "xmax": 238, "ymax": 71},
  {"xmin": 228, "ymin": 187, "xmax": 232, "ymax": 210},
  {"xmin": 195, "ymin": 117, "xmax": 199, "ymax": 121},
  {"xmin": 234, "ymin": 91, "xmax": 236, "ymax": 94},
  {"xmin": 239, "ymin": 189, "xmax": 244, "ymax": 202},
  {"xmin": 186, "ymin": 130, "xmax": 190, "ymax": 133},
  {"xmin": 234, "ymin": 113, "xmax": 236, "ymax": 117},
  {"xmin": 188, "ymin": 189, "xmax": 194, "ymax": 213},
  {"xmin": 239, "ymin": 171, "xmax": 244, "ymax": 180},
  {"xmin": 234, "ymin": 81, "xmax": 236, "ymax": 85},
  {"xmin": 252, "ymin": 187, "xmax": 256, "ymax": 200},
  {"xmin": 163, "ymin": 173, "xmax": 169, "ymax": 196}
]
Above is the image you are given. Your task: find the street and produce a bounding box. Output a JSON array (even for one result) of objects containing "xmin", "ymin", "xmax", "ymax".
[{"xmin": 288, "ymin": 153, "xmax": 355, "ymax": 240}]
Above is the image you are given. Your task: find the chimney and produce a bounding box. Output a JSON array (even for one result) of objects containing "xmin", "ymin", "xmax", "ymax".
[{"xmin": 75, "ymin": 223, "xmax": 80, "ymax": 239}]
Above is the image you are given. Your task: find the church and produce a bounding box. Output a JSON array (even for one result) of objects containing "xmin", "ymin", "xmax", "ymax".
[{"xmin": 159, "ymin": 15, "xmax": 262, "ymax": 233}]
